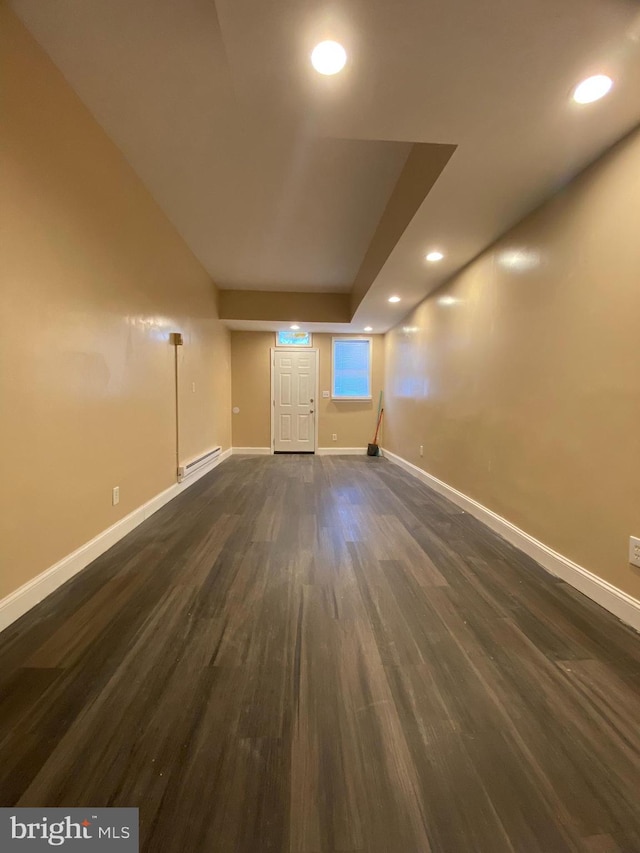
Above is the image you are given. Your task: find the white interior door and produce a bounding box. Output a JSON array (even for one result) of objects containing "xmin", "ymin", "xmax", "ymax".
[{"xmin": 273, "ymin": 349, "xmax": 317, "ymax": 452}]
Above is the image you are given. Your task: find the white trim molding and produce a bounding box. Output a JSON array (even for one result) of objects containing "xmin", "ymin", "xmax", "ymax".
[
  {"xmin": 0, "ymin": 447, "xmax": 232, "ymax": 635},
  {"xmin": 382, "ymin": 448, "xmax": 640, "ymax": 633},
  {"xmin": 233, "ymin": 447, "xmax": 366, "ymax": 456},
  {"xmin": 317, "ymin": 447, "xmax": 368, "ymax": 456}
]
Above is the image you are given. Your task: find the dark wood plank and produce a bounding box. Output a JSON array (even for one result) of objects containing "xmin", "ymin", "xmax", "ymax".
[{"xmin": 1, "ymin": 454, "xmax": 639, "ymax": 852}]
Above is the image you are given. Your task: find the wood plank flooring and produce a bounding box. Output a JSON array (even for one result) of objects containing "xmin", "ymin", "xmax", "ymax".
[{"xmin": 1, "ymin": 455, "xmax": 640, "ymax": 852}]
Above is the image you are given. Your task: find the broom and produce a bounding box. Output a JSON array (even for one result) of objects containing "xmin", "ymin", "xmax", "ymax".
[{"xmin": 367, "ymin": 404, "xmax": 384, "ymax": 456}]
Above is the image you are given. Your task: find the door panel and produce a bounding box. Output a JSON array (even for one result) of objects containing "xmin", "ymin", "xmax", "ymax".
[
  {"xmin": 279, "ymin": 373, "xmax": 291, "ymax": 405},
  {"xmin": 279, "ymin": 414, "xmax": 292, "ymax": 441},
  {"xmin": 298, "ymin": 414, "xmax": 310, "ymax": 441},
  {"xmin": 298, "ymin": 373, "xmax": 310, "ymax": 402},
  {"xmin": 273, "ymin": 349, "xmax": 317, "ymax": 452}
]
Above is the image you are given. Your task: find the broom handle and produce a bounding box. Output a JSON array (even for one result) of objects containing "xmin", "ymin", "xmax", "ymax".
[{"xmin": 373, "ymin": 408, "xmax": 384, "ymax": 443}]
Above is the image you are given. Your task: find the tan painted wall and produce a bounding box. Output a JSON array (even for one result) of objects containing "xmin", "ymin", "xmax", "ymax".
[
  {"xmin": 220, "ymin": 290, "xmax": 350, "ymax": 323},
  {"xmin": 230, "ymin": 333, "xmax": 274, "ymax": 448},
  {"xmin": 0, "ymin": 8, "xmax": 231, "ymax": 599},
  {"xmin": 384, "ymin": 127, "xmax": 640, "ymax": 600},
  {"xmin": 231, "ymin": 332, "xmax": 384, "ymax": 449}
]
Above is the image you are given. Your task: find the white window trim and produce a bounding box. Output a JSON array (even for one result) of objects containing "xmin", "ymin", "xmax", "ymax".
[
  {"xmin": 331, "ymin": 336, "xmax": 373, "ymax": 401},
  {"xmin": 274, "ymin": 331, "xmax": 313, "ymax": 347}
]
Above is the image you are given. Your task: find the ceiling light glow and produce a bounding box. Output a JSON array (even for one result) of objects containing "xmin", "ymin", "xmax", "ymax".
[
  {"xmin": 572, "ymin": 74, "xmax": 613, "ymax": 104},
  {"xmin": 290, "ymin": 324, "xmax": 300, "ymax": 330},
  {"xmin": 426, "ymin": 251, "xmax": 444, "ymax": 262},
  {"xmin": 311, "ymin": 41, "xmax": 347, "ymax": 76},
  {"xmin": 364, "ymin": 326, "xmax": 373, "ymax": 332},
  {"xmin": 498, "ymin": 248, "xmax": 540, "ymax": 271},
  {"xmin": 388, "ymin": 296, "xmax": 401, "ymax": 303},
  {"xmin": 438, "ymin": 296, "xmax": 457, "ymax": 306}
]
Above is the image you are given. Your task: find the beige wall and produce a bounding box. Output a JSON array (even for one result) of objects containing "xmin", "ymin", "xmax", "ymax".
[
  {"xmin": 230, "ymin": 333, "xmax": 274, "ymax": 448},
  {"xmin": 231, "ymin": 332, "xmax": 384, "ymax": 449},
  {"xmin": 384, "ymin": 126, "xmax": 640, "ymax": 600},
  {"xmin": 0, "ymin": 8, "xmax": 231, "ymax": 600},
  {"xmin": 220, "ymin": 290, "xmax": 350, "ymax": 323}
]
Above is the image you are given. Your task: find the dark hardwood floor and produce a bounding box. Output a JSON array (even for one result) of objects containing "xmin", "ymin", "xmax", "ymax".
[{"xmin": 1, "ymin": 455, "xmax": 640, "ymax": 852}]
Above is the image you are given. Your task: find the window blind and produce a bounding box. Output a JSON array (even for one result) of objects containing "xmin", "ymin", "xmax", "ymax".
[{"xmin": 333, "ymin": 339, "xmax": 371, "ymax": 398}]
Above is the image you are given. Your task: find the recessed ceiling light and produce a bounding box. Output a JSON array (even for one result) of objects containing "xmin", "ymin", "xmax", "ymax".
[
  {"xmin": 311, "ymin": 41, "xmax": 347, "ymax": 76},
  {"xmin": 290, "ymin": 324, "xmax": 300, "ymax": 330},
  {"xmin": 438, "ymin": 296, "xmax": 457, "ymax": 306},
  {"xmin": 426, "ymin": 251, "xmax": 444, "ymax": 262},
  {"xmin": 388, "ymin": 296, "xmax": 401, "ymax": 303},
  {"xmin": 364, "ymin": 326, "xmax": 373, "ymax": 332},
  {"xmin": 572, "ymin": 74, "xmax": 613, "ymax": 104}
]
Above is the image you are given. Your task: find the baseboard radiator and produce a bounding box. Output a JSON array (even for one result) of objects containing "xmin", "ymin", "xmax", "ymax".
[{"xmin": 177, "ymin": 447, "xmax": 221, "ymax": 483}]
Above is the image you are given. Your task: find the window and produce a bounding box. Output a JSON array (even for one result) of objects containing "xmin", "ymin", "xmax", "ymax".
[
  {"xmin": 276, "ymin": 331, "xmax": 312, "ymax": 347},
  {"xmin": 332, "ymin": 337, "xmax": 372, "ymax": 399}
]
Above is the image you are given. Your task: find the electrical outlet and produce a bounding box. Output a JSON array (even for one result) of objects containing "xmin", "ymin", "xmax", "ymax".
[
  {"xmin": 332, "ymin": 433, "xmax": 337, "ymax": 441},
  {"xmin": 419, "ymin": 445, "xmax": 424, "ymax": 457},
  {"xmin": 322, "ymin": 391, "xmax": 330, "ymax": 398},
  {"xmin": 629, "ymin": 536, "xmax": 640, "ymax": 569},
  {"xmin": 192, "ymin": 382, "xmax": 196, "ymax": 393},
  {"xmin": 112, "ymin": 486, "xmax": 120, "ymax": 506}
]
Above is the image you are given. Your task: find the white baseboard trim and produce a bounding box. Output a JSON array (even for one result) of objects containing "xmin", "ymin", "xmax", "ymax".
[
  {"xmin": 382, "ymin": 448, "xmax": 640, "ymax": 632},
  {"xmin": 231, "ymin": 446, "xmax": 368, "ymax": 456},
  {"xmin": 0, "ymin": 447, "xmax": 232, "ymax": 635},
  {"xmin": 317, "ymin": 447, "xmax": 367, "ymax": 456}
]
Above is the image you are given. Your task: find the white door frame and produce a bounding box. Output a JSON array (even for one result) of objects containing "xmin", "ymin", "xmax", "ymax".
[{"xmin": 270, "ymin": 347, "xmax": 319, "ymax": 454}]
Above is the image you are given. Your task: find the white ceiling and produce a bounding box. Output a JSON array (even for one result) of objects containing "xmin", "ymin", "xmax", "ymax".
[{"xmin": 11, "ymin": 0, "xmax": 640, "ymax": 331}]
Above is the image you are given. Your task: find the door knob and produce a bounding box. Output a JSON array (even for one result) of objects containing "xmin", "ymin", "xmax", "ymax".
[
  {"xmin": 310, "ymin": 410, "xmax": 314, "ymax": 414},
  {"xmin": 310, "ymin": 398, "xmax": 314, "ymax": 402}
]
